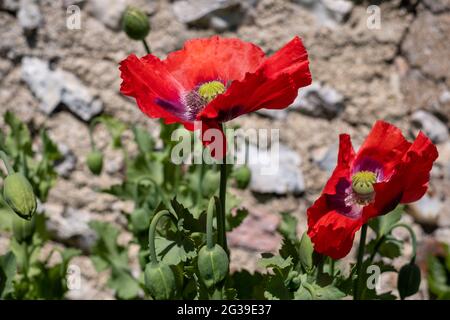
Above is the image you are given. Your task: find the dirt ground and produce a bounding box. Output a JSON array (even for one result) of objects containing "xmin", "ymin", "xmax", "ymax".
[{"xmin": 0, "ymin": 0, "xmax": 449, "ymax": 299}]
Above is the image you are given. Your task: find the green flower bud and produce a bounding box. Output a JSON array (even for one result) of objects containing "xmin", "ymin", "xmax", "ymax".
[
  {"xmin": 144, "ymin": 262, "xmax": 177, "ymax": 300},
  {"xmin": 86, "ymin": 150, "xmax": 103, "ymax": 175},
  {"xmin": 398, "ymin": 261, "xmax": 421, "ymax": 299},
  {"xmin": 299, "ymin": 232, "xmax": 314, "ymax": 272},
  {"xmin": 130, "ymin": 208, "xmax": 151, "ymax": 232},
  {"xmin": 3, "ymin": 173, "xmax": 37, "ymax": 220},
  {"xmin": 12, "ymin": 214, "xmax": 36, "ymax": 243},
  {"xmin": 202, "ymin": 170, "xmax": 220, "ymax": 197},
  {"xmin": 233, "ymin": 165, "xmax": 251, "ymax": 189},
  {"xmin": 197, "ymin": 244, "xmax": 229, "ymax": 288},
  {"xmin": 122, "ymin": 7, "xmax": 150, "ymax": 41}
]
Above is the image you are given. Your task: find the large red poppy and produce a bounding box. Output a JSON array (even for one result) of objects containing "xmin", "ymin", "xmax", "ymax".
[
  {"xmin": 119, "ymin": 36, "xmax": 311, "ymax": 156},
  {"xmin": 307, "ymin": 121, "xmax": 438, "ymax": 259}
]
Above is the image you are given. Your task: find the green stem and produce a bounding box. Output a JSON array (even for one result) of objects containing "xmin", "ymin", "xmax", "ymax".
[
  {"xmin": 390, "ymin": 223, "xmax": 417, "ymax": 262},
  {"xmin": 354, "ymin": 224, "xmax": 368, "ymax": 300},
  {"xmin": 0, "ymin": 150, "xmax": 15, "ymax": 174},
  {"xmin": 330, "ymin": 258, "xmax": 335, "ymax": 277},
  {"xmin": 148, "ymin": 210, "xmax": 170, "ymax": 266},
  {"xmin": 142, "ymin": 39, "xmax": 151, "ymax": 54},
  {"xmin": 206, "ymin": 198, "xmax": 216, "ymax": 249},
  {"xmin": 88, "ymin": 118, "xmax": 101, "ymax": 150},
  {"xmin": 218, "ymin": 159, "xmax": 228, "ymax": 254}
]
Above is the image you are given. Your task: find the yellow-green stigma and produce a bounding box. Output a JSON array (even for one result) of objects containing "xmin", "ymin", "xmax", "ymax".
[
  {"xmin": 351, "ymin": 171, "xmax": 377, "ymax": 203},
  {"xmin": 197, "ymin": 81, "xmax": 225, "ymax": 103}
]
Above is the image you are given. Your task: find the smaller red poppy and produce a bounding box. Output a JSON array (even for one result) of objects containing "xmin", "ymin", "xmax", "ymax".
[
  {"xmin": 307, "ymin": 121, "xmax": 438, "ymax": 259},
  {"xmin": 119, "ymin": 36, "xmax": 311, "ymax": 157}
]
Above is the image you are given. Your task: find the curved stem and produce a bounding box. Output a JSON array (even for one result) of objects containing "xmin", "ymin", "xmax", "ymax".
[
  {"xmin": 389, "ymin": 223, "xmax": 417, "ymax": 262},
  {"xmin": 0, "ymin": 150, "xmax": 14, "ymax": 174},
  {"xmin": 148, "ymin": 210, "xmax": 170, "ymax": 266},
  {"xmin": 206, "ymin": 197, "xmax": 217, "ymax": 249},
  {"xmin": 353, "ymin": 223, "xmax": 368, "ymax": 300},
  {"xmin": 142, "ymin": 39, "xmax": 151, "ymax": 54}
]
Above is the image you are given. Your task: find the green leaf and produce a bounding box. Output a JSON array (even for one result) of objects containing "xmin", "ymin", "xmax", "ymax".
[
  {"xmin": 4, "ymin": 111, "xmax": 32, "ymax": 156},
  {"xmin": 132, "ymin": 125, "xmax": 154, "ymax": 154},
  {"xmin": 369, "ymin": 206, "xmax": 403, "ymax": 237},
  {"xmin": 258, "ymin": 253, "xmax": 293, "ymax": 270},
  {"xmin": 231, "ymin": 270, "xmax": 265, "ymax": 300},
  {"xmin": 227, "ymin": 207, "xmax": 248, "ymax": 231},
  {"xmin": 279, "ymin": 236, "xmax": 299, "ymax": 267},
  {"xmin": 170, "ymin": 198, "xmax": 206, "ymax": 232},
  {"xmin": 427, "ymin": 255, "xmax": 450, "ymax": 297},
  {"xmin": 0, "ymin": 252, "xmax": 16, "ymax": 298},
  {"xmin": 264, "ymin": 272, "xmax": 293, "ymax": 300},
  {"xmin": 378, "ymin": 238, "xmax": 403, "ymax": 259},
  {"xmin": 154, "ymin": 236, "xmax": 197, "ymax": 266},
  {"xmin": 314, "ymin": 285, "xmax": 346, "ymax": 300},
  {"xmin": 278, "ymin": 212, "xmax": 298, "ymax": 242},
  {"xmin": 109, "ymin": 268, "xmax": 140, "ymax": 300}
]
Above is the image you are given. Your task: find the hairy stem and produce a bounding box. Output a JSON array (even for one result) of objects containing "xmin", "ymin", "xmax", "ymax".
[{"xmin": 148, "ymin": 210, "xmax": 170, "ymax": 266}]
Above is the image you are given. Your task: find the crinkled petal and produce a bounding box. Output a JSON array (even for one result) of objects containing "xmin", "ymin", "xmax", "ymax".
[
  {"xmin": 198, "ymin": 36, "xmax": 311, "ymax": 122},
  {"xmin": 119, "ymin": 54, "xmax": 188, "ymax": 125},
  {"xmin": 164, "ymin": 36, "xmax": 265, "ymax": 90}
]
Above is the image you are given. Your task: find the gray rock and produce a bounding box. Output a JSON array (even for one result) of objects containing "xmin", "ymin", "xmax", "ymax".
[
  {"xmin": 87, "ymin": 0, "xmax": 127, "ymax": 30},
  {"xmin": 17, "ymin": 0, "xmax": 42, "ymax": 30},
  {"xmin": 1, "ymin": 0, "xmax": 20, "ymax": 12},
  {"xmin": 311, "ymin": 143, "xmax": 338, "ymax": 173},
  {"xmin": 256, "ymin": 108, "xmax": 288, "ymax": 120},
  {"xmin": 172, "ymin": 0, "xmax": 254, "ymax": 30},
  {"xmin": 408, "ymin": 194, "xmax": 443, "ymax": 226},
  {"xmin": 434, "ymin": 228, "xmax": 450, "ymax": 246},
  {"xmin": 423, "ymin": 0, "xmax": 450, "ymax": 13},
  {"xmin": 54, "ymin": 144, "xmax": 77, "ymax": 178},
  {"xmin": 292, "ymin": 0, "xmax": 353, "ymax": 25},
  {"xmin": 411, "ymin": 110, "xmax": 449, "ymax": 144},
  {"xmin": 291, "ymin": 82, "xmax": 345, "ymax": 119},
  {"xmin": 45, "ymin": 205, "xmax": 97, "ymax": 252},
  {"xmin": 238, "ymin": 143, "xmax": 305, "ymax": 195},
  {"xmin": 21, "ymin": 57, "xmax": 103, "ymax": 121}
]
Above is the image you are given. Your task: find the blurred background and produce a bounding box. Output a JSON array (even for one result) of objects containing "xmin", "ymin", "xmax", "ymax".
[{"xmin": 0, "ymin": 0, "xmax": 449, "ymax": 299}]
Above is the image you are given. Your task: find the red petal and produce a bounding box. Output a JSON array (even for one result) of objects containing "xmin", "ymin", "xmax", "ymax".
[
  {"xmin": 354, "ymin": 121, "xmax": 411, "ymax": 177},
  {"xmin": 199, "ymin": 36, "xmax": 312, "ymax": 122},
  {"xmin": 119, "ymin": 54, "xmax": 188, "ymax": 125},
  {"xmin": 307, "ymin": 196, "xmax": 363, "ymax": 260},
  {"xmin": 199, "ymin": 121, "xmax": 227, "ymax": 160},
  {"xmin": 164, "ymin": 36, "xmax": 265, "ymax": 90}
]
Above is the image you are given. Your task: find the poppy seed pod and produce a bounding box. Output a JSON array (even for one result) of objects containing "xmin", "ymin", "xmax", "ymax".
[
  {"xmin": 398, "ymin": 261, "xmax": 421, "ymax": 299},
  {"xmin": 122, "ymin": 7, "xmax": 150, "ymax": 41},
  {"xmin": 233, "ymin": 165, "xmax": 251, "ymax": 189},
  {"xmin": 3, "ymin": 173, "xmax": 37, "ymax": 220},
  {"xmin": 86, "ymin": 150, "xmax": 103, "ymax": 175},
  {"xmin": 12, "ymin": 214, "xmax": 36, "ymax": 243},
  {"xmin": 144, "ymin": 262, "xmax": 177, "ymax": 300},
  {"xmin": 198, "ymin": 244, "xmax": 229, "ymax": 288}
]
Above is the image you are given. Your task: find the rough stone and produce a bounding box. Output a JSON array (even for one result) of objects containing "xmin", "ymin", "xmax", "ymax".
[
  {"xmin": 408, "ymin": 194, "xmax": 443, "ymax": 226},
  {"xmin": 21, "ymin": 57, "xmax": 103, "ymax": 121},
  {"xmin": 402, "ymin": 11, "xmax": 450, "ymax": 80},
  {"xmin": 86, "ymin": 0, "xmax": 127, "ymax": 30},
  {"xmin": 291, "ymin": 82, "xmax": 345, "ymax": 119},
  {"xmin": 311, "ymin": 143, "xmax": 338, "ymax": 173},
  {"xmin": 423, "ymin": 0, "xmax": 450, "ymax": 13},
  {"xmin": 292, "ymin": 0, "xmax": 353, "ymax": 25},
  {"xmin": 45, "ymin": 204, "xmax": 97, "ymax": 252},
  {"xmin": 238, "ymin": 143, "xmax": 305, "ymax": 195},
  {"xmin": 17, "ymin": 0, "xmax": 42, "ymax": 30},
  {"xmin": 411, "ymin": 110, "xmax": 449, "ymax": 144},
  {"xmin": 1, "ymin": 0, "xmax": 20, "ymax": 12},
  {"xmin": 54, "ymin": 144, "xmax": 77, "ymax": 178},
  {"xmin": 256, "ymin": 108, "xmax": 288, "ymax": 120}
]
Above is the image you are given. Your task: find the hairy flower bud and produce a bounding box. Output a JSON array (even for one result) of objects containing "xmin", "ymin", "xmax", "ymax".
[
  {"xmin": 198, "ymin": 244, "xmax": 229, "ymax": 288},
  {"xmin": 144, "ymin": 262, "xmax": 177, "ymax": 300},
  {"xmin": 299, "ymin": 232, "xmax": 314, "ymax": 272},
  {"xmin": 122, "ymin": 7, "xmax": 150, "ymax": 41},
  {"xmin": 3, "ymin": 173, "xmax": 37, "ymax": 220},
  {"xmin": 86, "ymin": 150, "xmax": 103, "ymax": 175},
  {"xmin": 398, "ymin": 261, "xmax": 421, "ymax": 299},
  {"xmin": 233, "ymin": 165, "xmax": 251, "ymax": 189}
]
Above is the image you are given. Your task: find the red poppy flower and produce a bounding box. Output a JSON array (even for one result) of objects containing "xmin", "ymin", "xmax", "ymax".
[
  {"xmin": 307, "ymin": 121, "xmax": 438, "ymax": 259},
  {"xmin": 119, "ymin": 36, "xmax": 311, "ymax": 157}
]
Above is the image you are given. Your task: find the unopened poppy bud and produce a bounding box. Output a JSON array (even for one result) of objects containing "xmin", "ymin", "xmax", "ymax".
[
  {"xmin": 86, "ymin": 150, "xmax": 103, "ymax": 175},
  {"xmin": 233, "ymin": 165, "xmax": 251, "ymax": 189},
  {"xmin": 3, "ymin": 173, "xmax": 37, "ymax": 220},
  {"xmin": 299, "ymin": 232, "xmax": 314, "ymax": 272},
  {"xmin": 144, "ymin": 262, "xmax": 177, "ymax": 300},
  {"xmin": 12, "ymin": 214, "xmax": 36, "ymax": 243},
  {"xmin": 122, "ymin": 7, "xmax": 150, "ymax": 41},
  {"xmin": 198, "ymin": 244, "xmax": 229, "ymax": 288},
  {"xmin": 398, "ymin": 261, "xmax": 421, "ymax": 299},
  {"xmin": 130, "ymin": 208, "xmax": 150, "ymax": 232}
]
